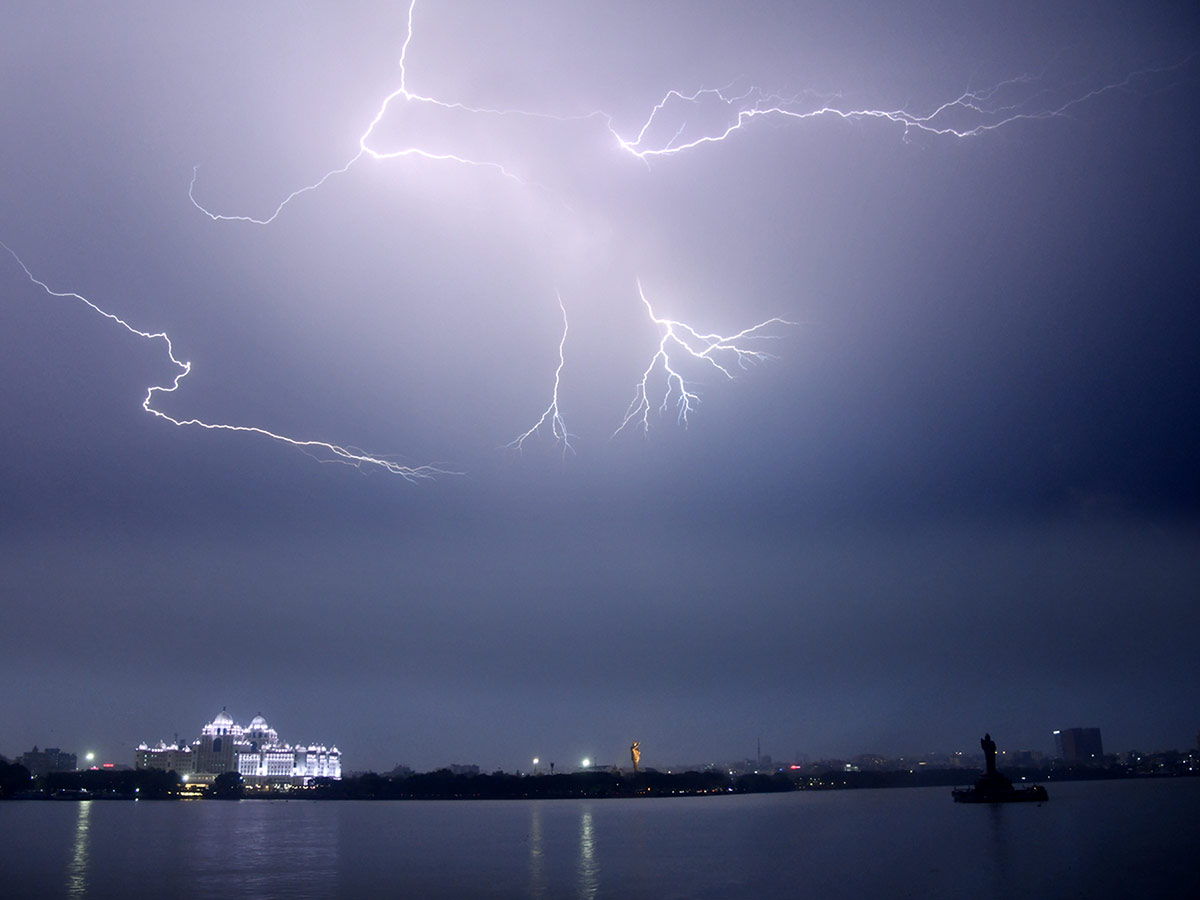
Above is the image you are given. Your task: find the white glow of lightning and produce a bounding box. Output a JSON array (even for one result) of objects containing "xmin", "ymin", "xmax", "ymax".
[
  {"xmin": 614, "ymin": 281, "xmax": 794, "ymax": 437},
  {"xmin": 186, "ymin": 1, "xmax": 1188, "ymax": 215},
  {"xmin": 2, "ymin": 242, "xmax": 453, "ymax": 481},
  {"xmin": 505, "ymin": 294, "xmax": 573, "ymax": 458},
  {"xmin": 183, "ymin": 0, "xmax": 1186, "ymax": 453},
  {"xmin": 188, "ymin": 0, "xmax": 609, "ymax": 225},
  {"xmin": 610, "ymin": 63, "xmax": 1186, "ymax": 159}
]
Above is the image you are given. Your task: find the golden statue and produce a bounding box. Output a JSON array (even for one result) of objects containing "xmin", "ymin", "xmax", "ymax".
[{"xmin": 630, "ymin": 741, "xmax": 641, "ymax": 773}]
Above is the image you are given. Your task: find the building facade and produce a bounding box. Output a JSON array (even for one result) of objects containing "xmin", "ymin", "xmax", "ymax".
[
  {"xmin": 136, "ymin": 709, "xmax": 340, "ymax": 785},
  {"xmin": 1053, "ymin": 727, "xmax": 1104, "ymax": 762},
  {"xmin": 17, "ymin": 746, "xmax": 77, "ymax": 776},
  {"xmin": 134, "ymin": 742, "xmax": 194, "ymax": 774}
]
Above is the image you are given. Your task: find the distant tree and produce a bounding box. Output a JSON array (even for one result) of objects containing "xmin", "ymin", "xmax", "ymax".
[
  {"xmin": 208, "ymin": 771, "xmax": 244, "ymax": 800},
  {"xmin": 310, "ymin": 776, "xmax": 345, "ymax": 798},
  {"xmin": 0, "ymin": 760, "xmax": 32, "ymax": 798},
  {"xmin": 356, "ymin": 772, "xmax": 390, "ymax": 799},
  {"xmin": 140, "ymin": 769, "xmax": 183, "ymax": 799}
]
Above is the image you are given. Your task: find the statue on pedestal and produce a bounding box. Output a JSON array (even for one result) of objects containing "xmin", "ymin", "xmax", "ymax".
[
  {"xmin": 953, "ymin": 731, "xmax": 1047, "ymax": 803},
  {"xmin": 980, "ymin": 733, "xmax": 997, "ymax": 776}
]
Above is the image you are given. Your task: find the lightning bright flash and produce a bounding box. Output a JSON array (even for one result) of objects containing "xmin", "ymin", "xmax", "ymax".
[
  {"xmin": 2, "ymin": 242, "xmax": 452, "ymax": 481},
  {"xmin": 182, "ymin": 0, "xmax": 1184, "ymax": 457},
  {"xmin": 187, "ymin": 0, "xmax": 583, "ymax": 225},
  {"xmin": 185, "ymin": 0, "xmax": 1189, "ymax": 216},
  {"xmin": 190, "ymin": 3, "xmax": 1179, "ymax": 220},
  {"xmin": 611, "ymin": 64, "xmax": 1184, "ymax": 159},
  {"xmin": 506, "ymin": 294, "xmax": 573, "ymax": 457},
  {"xmin": 614, "ymin": 281, "xmax": 794, "ymax": 437}
]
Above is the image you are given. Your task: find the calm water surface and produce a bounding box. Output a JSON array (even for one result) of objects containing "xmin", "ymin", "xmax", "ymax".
[{"xmin": 3, "ymin": 778, "xmax": 1196, "ymax": 899}]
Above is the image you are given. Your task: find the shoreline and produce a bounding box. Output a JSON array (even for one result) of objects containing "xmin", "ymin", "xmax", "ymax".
[{"xmin": 4, "ymin": 766, "xmax": 1195, "ymax": 803}]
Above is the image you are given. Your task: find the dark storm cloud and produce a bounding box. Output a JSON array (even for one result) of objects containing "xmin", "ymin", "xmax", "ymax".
[
  {"xmin": 1, "ymin": 1, "xmax": 1197, "ymax": 771},
  {"xmin": 3, "ymin": 510, "xmax": 1196, "ymax": 767}
]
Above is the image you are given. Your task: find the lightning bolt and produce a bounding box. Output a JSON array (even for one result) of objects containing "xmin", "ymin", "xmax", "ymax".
[
  {"xmin": 506, "ymin": 294, "xmax": 573, "ymax": 458},
  {"xmin": 610, "ymin": 63, "xmax": 1189, "ymax": 159},
  {"xmin": 615, "ymin": 281, "xmax": 794, "ymax": 437},
  {"xmin": 179, "ymin": 0, "xmax": 1186, "ymax": 460},
  {"xmin": 191, "ymin": 4, "xmax": 1180, "ymax": 219},
  {"xmin": 2, "ymin": 242, "xmax": 453, "ymax": 481},
  {"xmin": 187, "ymin": 0, "xmax": 591, "ymax": 225}
]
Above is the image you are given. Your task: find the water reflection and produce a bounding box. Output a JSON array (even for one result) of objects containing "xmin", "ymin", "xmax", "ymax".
[
  {"xmin": 578, "ymin": 805, "xmax": 598, "ymax": 899},
  {"xmin": 66, "ymin": 800, "xmax": 91, "ymax": 898},
  {"xmin": 189, "ymin": 802, "xmax": 340, "ymax": 898},
  {"xmin": 986, "ymin": 803, "xmax": 1016, "ymax": 897},
  {"xmin": 528, "ymin": 803, "xmax": 545, "ymax": 899}
]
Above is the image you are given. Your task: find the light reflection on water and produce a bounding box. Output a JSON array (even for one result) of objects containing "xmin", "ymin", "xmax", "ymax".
[
  {"xmin": 577, "ymin": 805, "xmax": 598, "ymax": 900},
  {"xmin": 187, "ymin": 801, "xmax": 339, "ymax": 898},
  {"xmin": 66, "ymin": 800, "xmax": 91, "ymax": 898},
  {"xmin": 528, "ymin": 802, "xmax": 545, "ymax": 899},
  {"xmin": 985, "ymin": 801, "xmax": 1015, "ymax": 895},
  {"xmin": 1, "ymin": 781, "xmax": 1196, "ymax": 899}
]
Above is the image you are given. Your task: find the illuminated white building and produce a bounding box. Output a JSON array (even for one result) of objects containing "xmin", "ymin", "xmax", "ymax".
[
  {"xmin": 134, "ymin": 741, "xmax": 194, "ymax": 774},
  {"xmin": 136, "ymin": 708, "xmax": 341, "ymax": 785}
]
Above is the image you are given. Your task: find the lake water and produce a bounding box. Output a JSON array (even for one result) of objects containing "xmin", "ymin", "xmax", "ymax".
[{"xmin": 2, "ymin": 779, "xmax": 1196, "ymax": 899}]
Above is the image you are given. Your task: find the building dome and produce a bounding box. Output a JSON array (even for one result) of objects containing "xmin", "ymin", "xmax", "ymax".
[
  {"xmin": 249, "ymin": 714, "xmax": 269, "ymax": 730},
  {"xmin": 212, "ymin": 708, "xmax": 234, "ymax": 726}
]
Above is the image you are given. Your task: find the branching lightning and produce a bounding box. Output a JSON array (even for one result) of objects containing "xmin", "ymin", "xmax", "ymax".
[
  {"xmin": 30, "ymin": 0, "xmax": 1172, "ymax": 477},
  {"xmin": 2, "ymin": 241, "xmax": 452, "ymax": 481},
  {"xmin": 187, "ymin": 0, "xmax": 576, "ymax": 226},
  {"xmin": 506, "ymin": 294, "xmax": 573, "ymax": 458},
  {"xmin": 187, "ymin": 0, "xmax": 1183, "ymax": 220},
  {"xmin": 610, "ymin": 64, "xmax": 1185, "ymax": 159},
  {"xmin": 615, "ymin": 281, "xmax": 794, "ymax": 436}
]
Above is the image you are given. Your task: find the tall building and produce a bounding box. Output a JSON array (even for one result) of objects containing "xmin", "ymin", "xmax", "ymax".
[
  {"xmin": 136, "ymin": 708, "xmax": 340, "ymax": 785},
  {"xmin": 17, "ymin": 746, "xmax": 77, "ymax": 776},
  {"xmin": 1053, "ymin": 727, "xmax": 1104, "ymax": 762}
]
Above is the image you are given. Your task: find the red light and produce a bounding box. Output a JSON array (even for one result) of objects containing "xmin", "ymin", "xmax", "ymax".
[{"xmin": 102, "ymin": 763, "xmax": 114, "ymax": 768}]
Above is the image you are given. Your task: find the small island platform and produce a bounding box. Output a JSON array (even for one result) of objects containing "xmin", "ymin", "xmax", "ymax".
[
  {"xmin": 953, "ymin": 732, "xmax": 1049, "ymax": 803},
  {"xmin": 952, "ymin": 772, "xmax": 1048, "ymax": 803}
]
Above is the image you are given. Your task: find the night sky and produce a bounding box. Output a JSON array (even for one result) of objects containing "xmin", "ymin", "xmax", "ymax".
[{"xmin": 2, "ymin": 1, "xmax": 1197, "ymax": 774}]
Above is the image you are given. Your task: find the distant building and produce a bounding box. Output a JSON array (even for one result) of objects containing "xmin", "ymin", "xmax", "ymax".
[
  {"xmin": 17, "ymin": 746, "xmax": 77, "ymax": 776},
  {"xmin": 134, "ymin": 741, "xmax": 193, "ymax": 774},
  {"xmin": 1053, "ymin": 727, "xmax": 1104, "ymax": 762},
  {"xmin": 852, "ymin": 754, "xmax": 886, "ymax": 771},
  {"xmin": 1007, "ymin": 750, "xmax": 1044, "ymax": 767},
  {"xmin": 136, "ymin": 709, "xmax": 340, "ymax": 785}
]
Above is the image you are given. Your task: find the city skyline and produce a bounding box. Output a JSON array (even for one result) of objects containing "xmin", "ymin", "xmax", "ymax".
[
  {"xmin": 5, "ymin": 711, "xmax": 1193, "ymax": 776},
  {"xmin": 2, "ymin": 1, "xmax": 1197, "ymax": 775}
]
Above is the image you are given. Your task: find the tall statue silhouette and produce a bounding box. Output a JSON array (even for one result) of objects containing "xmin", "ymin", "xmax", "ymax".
[
  {"xmin": 953, "ymin": 731, "xmax": 1047, "ymax": 802},
  {"xmin": 630, "ymin": 741, "xmax": 641, "ymax": 773},
  {"xmin": 980, "ymin": 733, "xmax": 997, "ymax": 775}
]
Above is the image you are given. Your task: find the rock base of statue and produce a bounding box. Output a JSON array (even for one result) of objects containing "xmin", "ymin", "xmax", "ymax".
[{"xmin": 952, "ymin": 772, "xmax": 1048, "ymax": 804}]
